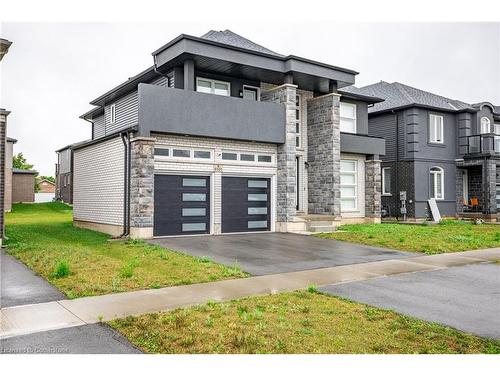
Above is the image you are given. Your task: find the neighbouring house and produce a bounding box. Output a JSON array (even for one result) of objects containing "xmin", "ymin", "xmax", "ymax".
[
  {"xmin": 39, "ymin": 179, "xmax": 55, "ymax": 193},
  {"xmin": 12, "ymin": 168, "xmax": 37, "ymax": 203},
  {"xmin": 55, "ymin": 140, "xmax": 88, "ymax": 204},
  {"xmin": 4, "ymin": 137, "xmax": 16, "ymax": 212},
  {"xmin": 66, "ymin": 30, "xmax": 385, "ymax": 238},
  {"xmin": 345, "ymin": 81, "xmax": 500, "ymax": 221},
  {"xmin": 0, "ymin": 38, "xmax": 12, "ymax": 245}
]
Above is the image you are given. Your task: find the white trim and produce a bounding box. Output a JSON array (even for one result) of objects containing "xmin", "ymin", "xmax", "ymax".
[
  {"xmin": 430, "ymin": 166, "xmax": 444, "ymax": 200},
  {"xmin": 109, "ymin": 104, "xmax": 116, "ymax": 124},
  {"xmin": 382, "ymin": 167, "xmax": 391, "ymax": 196},
  {"xmin": 340, "ymin": 102, "xmax": 357, "ymax": 134},
  {"xmin": 340, "ymin": 158, "xmax": 358, "ymax": 212},
  {"xmin": 242, "ymin": 85, "xmax": 261, "ymax": 101},
  {"xmin": 480, "ymin": 117, "xmax": 491, "ymax": 134},
  {"xmin": 196, "ymin": 77, "xmax": 230, "ymax": 96},
  {"xmin": 429, "ymin": 114, "xmax": 444, "ymax": 144}
]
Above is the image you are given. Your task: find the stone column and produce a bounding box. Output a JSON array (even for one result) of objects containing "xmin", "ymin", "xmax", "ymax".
[
  {"xmin": 484, "ymin": 159, "xmax": 497, "ymax": 215},
  {"xmin": 455, "ymin": 165, "xmax": 465, "ymax": 215},
  {"xmin": 261, "ymin": 84, "xmax": 297, "ymax": 229},
  {"xmin": 365, "ymin": 156, "xmax": 381, "ymax": 221},
  {"xmin": 306, "ymin": 93, "xmax": 341, "ymax": 218},
  {"xmin": 129, "ymin": 136, "xmax": 155, "ymax": 238},
  {"xmin": 0, "ymin": 109, "xmax": 9, "ymax": 244}
]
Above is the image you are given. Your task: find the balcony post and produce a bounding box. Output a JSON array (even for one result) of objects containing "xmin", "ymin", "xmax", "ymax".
[
  {"xmin": 183, "ymin": 59, "xmax": 195, "ymax": 91},
  {"xmin": 483, "ymin": 159, "xmax": 497, "ymax": 215}
]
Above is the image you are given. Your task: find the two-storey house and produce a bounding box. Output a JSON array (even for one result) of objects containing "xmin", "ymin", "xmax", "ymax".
[
  {"xmin": 60, "ymin": 30, "xmax": 385, "ymax": 238},
  {"xmin": 347, "ymin": 81, "xmax": 500, "ymax": 221}
]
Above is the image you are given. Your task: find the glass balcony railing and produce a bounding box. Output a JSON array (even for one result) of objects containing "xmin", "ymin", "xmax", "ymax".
[{"xmin": 467, "ymin": 134, "xmax": 500, "ymax": 154}]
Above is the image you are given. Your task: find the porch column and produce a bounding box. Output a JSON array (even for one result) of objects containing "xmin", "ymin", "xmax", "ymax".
[
  {"xmin": 261, "ymin": 84, "xmax": 297, "ymax": 228},
  {"xmin": 455, "ymin": 165, "xmax": 465, "ymax": 215},
  {"xmin": 365, "ymin": 155, "xmax": 382, "ymax": 221},
  {"xmin": 306, "ymin": 93, "xmax": 341, "ymax": 218},
  {"xmin": 484, "ymin": 159, "xmax": 497, "ymax": 215},
  {"xmin": 129, "ymin": 136, "xmax": 155, "ymax": 238}
]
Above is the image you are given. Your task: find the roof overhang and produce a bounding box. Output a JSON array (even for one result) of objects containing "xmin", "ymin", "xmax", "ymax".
[
  {"xmin": 368, "ymin": 103, "xmax": 479, "ymax": 116},
  {"xmin": 338, "ymin": 90, "xmax": 384, "ymax": 104},
  {"xmin": 153, "ymin": 34, "xmax": 357, "ymax": 93},
  {"xmin": 6, "ymin": 137, "xmax": 17, "ymax": 143},
  {"xmin": 80, "ymin": 106, "xmax": 105, "ymax": 121},
  {"xmin": 0, "ymin": 38, "xmax": 12, "ymax": 61}
]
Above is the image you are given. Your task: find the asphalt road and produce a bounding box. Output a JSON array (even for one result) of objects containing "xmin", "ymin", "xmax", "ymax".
[{"xmin": 321, "ymin": 263, "xmax": 500, "ymax": 339}]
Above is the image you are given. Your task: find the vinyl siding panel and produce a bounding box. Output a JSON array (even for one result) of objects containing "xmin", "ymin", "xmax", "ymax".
[
  {"xmin": 105, "ymin": 91, "xmax": 139, "ymax": 134},
  {"xmin": 93, "ymin": 115, "xmax": 105, "ymax": 139},
  {"xmin": 58, "ymin": 148, "xmax": 72, "ymax": 174},
  {"xmin": 368, "ymin": 113, "xmax": 397, "ymax": 161},
  {"xmin": 73, "ymin": 136, "xmax": 124, "ymax": 225}
]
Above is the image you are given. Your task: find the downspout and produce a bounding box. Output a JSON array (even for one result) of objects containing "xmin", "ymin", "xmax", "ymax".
[
  {"xmin": 394, "ymin": 110, "xmax": 400, "ymax": 220},
  {"xmin": 153, "ymin": 55, "xmax": 170, "ymax": 84},
  {"xmin": 120, "ymin": 131, "xmax": 130, "ymax": 237}
]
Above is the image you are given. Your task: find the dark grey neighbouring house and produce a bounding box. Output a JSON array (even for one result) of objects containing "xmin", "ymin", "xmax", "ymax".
[
  {"xmin": 344, "ymin": 81, "xmax": 500, "ymax": 221},
  {"xmin": 60, "ymin": 30, "xmax": 385, "ymax": 238},
  {"xmin": 55, "ymin": 140, "xmax": 88, "ymax": 205}
]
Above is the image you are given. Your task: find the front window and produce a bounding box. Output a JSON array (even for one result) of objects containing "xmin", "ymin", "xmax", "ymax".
[
  {"xmin": 243, "ymin": 86, "xmax": 260, "ymax": 101},
  {"xmin": 295, "ymin": 94, "xmax": 302, "ymax": 148},
  {"xmin": 480, "ymin": 117, "xmax": 491, "ymax": 134},
  {"xmin": 382, "ymin": 167, "xmax": 391, "ymax": 195},
  {"xmin": 196, "ymin": 78, "xmax": 230, "ymax": 96},
  {"xmin": 429, "ymin": 114, "xmax": 444, "ymax": 143},
  {"xmin": 340, "ymin": 102, "xmax": 356, "ymax": 133},
  {"xmin": 340, "ymin": 159, "xmax": 357, "ymax": 211},
  {"xmin": 430, "ymin": 167, "xmax": 444, "ymax": 199},
  {"xmin": 109, "ymin": 104, "xmax": 116, "ymax": 124}
]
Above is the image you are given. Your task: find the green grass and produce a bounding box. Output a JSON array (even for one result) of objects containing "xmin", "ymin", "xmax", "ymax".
[
  {"xmin": 316, "ymin": 220, "xmax": 500, "ymax": 254},
  {"xmin": 109, "ymin": 290, "xmax": 500, "ymax": 354},
  {"xmin": 5, "ymin": 203, "xmax": 248, "ymax": 298}
]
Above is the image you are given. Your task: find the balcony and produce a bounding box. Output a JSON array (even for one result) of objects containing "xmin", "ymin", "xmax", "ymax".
[
  {"xmin": 340, "ymin": 133, "xmax": 386, "ymax": 156},
  {"xmin": 137, "ymin": 84, "xmax": 285, "ymax": 143},
  {"xmin": 466, "ymin": 134, "xmax": 500, "ymax": 155}
]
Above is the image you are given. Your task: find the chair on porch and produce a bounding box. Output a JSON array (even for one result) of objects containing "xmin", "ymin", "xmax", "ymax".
[{"xmin": 464, "ymin": 197, "xmax": 481, "ymax": 212}]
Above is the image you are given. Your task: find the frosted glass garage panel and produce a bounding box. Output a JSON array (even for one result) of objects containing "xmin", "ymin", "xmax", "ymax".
[
  {"xmin": 182, "ymin": 223, "xmax": 206, "ymax": 232},
  {"xmin": 248, "ymin": 194, "xmax": 267, "ymax": 201},
  {"xmin": 182, "ymin": 178, "xmax": 206, "ymax": 187},
  {"xmin": 248, "ymin": 220, "xmax": 268, "ymax": 229},
  {"xmin": 248, "ymin": 207, "xmax": 268, "ymax": 215},
  {"xmin": 248, "ymin": 180, "xmax": 268, "ymax": 188},
  {"xmin": 182, "ymin": 193, "xmax": 206, "ymax": 201},
  {"xmin": 340, "ymin": 160, "xmax": 356, "ymax": 172},
  {"xmin": 341, "ymin": 198, "xmax": 356, "ymax": 211},
  {"xmin": 340, "ymin": 187, "xmax": 356, "ymax": 197},
  {"xmin": 340, "ymin": 174, "xmax": 356, "ymax": 185},
  {"xmin": 182, "ymin": 208, "xmax": 206, "ymax": 217}
]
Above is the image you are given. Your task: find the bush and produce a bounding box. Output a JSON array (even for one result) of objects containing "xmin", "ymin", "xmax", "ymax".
[{"xmin": 53, "ymin": 260, "xmax": 70, "ymax": 278}]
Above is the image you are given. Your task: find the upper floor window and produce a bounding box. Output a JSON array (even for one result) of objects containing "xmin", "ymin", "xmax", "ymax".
[
  {"xmin": 109, "ymin": 104, "xmax": 116, "ymax": 124},
  {"xmin": 295, "ymin": 94, "xmax": 302, "ymax": 148},
  {"xmin": 480, "ymin": 117, "xmax": 491, "ymax": 134},
  {"xmin": 429, "ymin": 114, "xmax": 443, "ymax": 143},
  {"xmin": 196, "ymin": 78, "xmax": 230, "ymax": 96},
  {"xmin": 242, "ymin": 85, "xmax": 260, "ymax": 101},
  {"xmin": 382, "ymin": 167, "xmax": 391, "ymax": 196},
  {"xmin": 340, "ymin": 102, "xmax": 356, "ymax": 133},
  {"xmin": 430, "ymin": 167, "xmax": 444, "ymax": 200},
  {"xmin": 495, "ymin": 123, "xmax": 500, "ymax": 135}
]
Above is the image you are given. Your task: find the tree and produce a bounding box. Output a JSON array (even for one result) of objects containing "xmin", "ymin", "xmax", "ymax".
[
  {"xmin": 39, "ymin": 175, "xmax": 55, "ymax": 184},
  {"xmin": 12, "ymin": 153, "xmax": 34, "ymax": 170}
]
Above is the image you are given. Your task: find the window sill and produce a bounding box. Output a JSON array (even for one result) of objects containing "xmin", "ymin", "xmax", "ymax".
[
  {"xmin": 427, "ymin": 142, "xmax": 446, "ymax": 148},
  {"xmin": 382, "ymin": 194, "xmax": 392, "ymax": 197}
]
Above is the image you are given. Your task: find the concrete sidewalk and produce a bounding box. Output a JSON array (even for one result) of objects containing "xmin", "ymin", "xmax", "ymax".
[{"xmin": 1, "ymin": 247, "xmax": 499, "ymax": 339}]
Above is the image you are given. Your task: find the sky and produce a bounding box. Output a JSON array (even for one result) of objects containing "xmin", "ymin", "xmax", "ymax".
[{"xmin": 1, "ymin": 22, "xmax": 499, "ymax": 176}]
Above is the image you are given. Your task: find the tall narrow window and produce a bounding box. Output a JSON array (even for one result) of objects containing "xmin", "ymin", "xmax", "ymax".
[
  {"xmin": 295, "ymin": 94, "xmax": 302, "ymax": 148},
  {"xmin": 429, "ymin": 114, "xmax": 444, "ymax": 143},
  {"xmin": 243, "ymin": 86, "xmax": 260, "ymax": 101},
  {"xmin": 340, "ymin": 102, "xmax": 357, "ymax": 133},
  {"xmin": 480, "ymin": 117, "xmax": 491, "ymax": 134},
  {"xmin": 340, "ymin": 159, "xmax": 358, "ymax": 211},
  {"xmin": 109, "ymin": 104, "xmax": 116, "ymax": 124},
  {"xmin": 430, "ymin": 167, "xmax": 444, "ymax": 199},
  {"xmin": 382, "ymin": 167, "xmax": 391, "ymax": 195}
]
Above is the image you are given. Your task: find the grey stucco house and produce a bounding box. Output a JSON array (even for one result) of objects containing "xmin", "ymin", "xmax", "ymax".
[
  {"xmin": 61, "ymin": 30, "xmax": 385, "ymax": 238},
  {"xmin": 346, "ymin": 81, "xmax": 500, "ymax": 221}
]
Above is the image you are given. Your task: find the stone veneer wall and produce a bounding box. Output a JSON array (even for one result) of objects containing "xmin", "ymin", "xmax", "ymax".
[
  {"xmin": 365, "ymin": 158, "xmax": 381, "ymax": 218},
  {"xmin": 261, "ymin": 84, "xmax": 297, "ymax": 223},
  {"xmin": 307, "ymin": 93, "xmax": 341, "ymax": 218},
  {"xmin": 484, "ymin": 159, "xmax": 498, "ymax": 215},
  {"xmin": 129, "ymin": 137, "xmax": 155, "ymax": 237}
]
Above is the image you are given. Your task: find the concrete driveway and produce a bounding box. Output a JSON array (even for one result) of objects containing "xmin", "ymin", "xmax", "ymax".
[
  {"xmin": 321, "ymin": 263, "xmax": 500, "ymax": 339},
  {"xmin": 148, "ymin": 232, "xmax": 415, "ymax": 275},
  {"xmin": 1, "ymin": 249, "xmax": 64, "ymax": 308}
]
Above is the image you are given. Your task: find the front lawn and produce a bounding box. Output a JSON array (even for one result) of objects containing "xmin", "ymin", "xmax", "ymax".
[
  {"xmin": 5, "ymin": 203, "xmax": 247, "ymax": 298},
  {"xmin": 109, "ymin": 289, "xmax": 500, "ymax": 354},
  {"xmin": 316, "ymin": 220, "xmax": 500, "ymax": 254}
]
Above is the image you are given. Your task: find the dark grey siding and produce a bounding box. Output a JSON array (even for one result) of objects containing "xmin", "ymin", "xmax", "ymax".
[
  {"xmin": 368, "ymin": 113, "xmax": 398, "ymax": 161},
  {"xmin": 341, "ymin": 98, "xmax": 369, "ymax": 135},
  {"xmin": 415, "ymin": 109, "xmax": 457, "ymax": 161}
]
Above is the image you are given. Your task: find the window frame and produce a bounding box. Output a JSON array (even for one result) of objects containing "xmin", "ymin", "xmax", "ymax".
[
  {"xmin": 480, "ymin": 117, "xmax": 491, "ymax": 134},
  {"xmin": 382, "ymin": 167, "xmax": 391, "ymax": 196},
  {"xmin": 109, "ymin": 104, "xmax": 116, "ymax": 124},
  {"xmin": 429, "ymin": 114, "xmax": 444, "ymax": 144},
  {"xmin": 430, "ymin": 166, "xmax": 444, "ymax": 200},
  {"xmin": 295, "ymin": 94, "xmax": 302, "ymax": 148},
  {"xmin": 242, "ymin": 85, "xmax": 260, "ymax": 101},
  {"xmin": 339, "ymin": 102, "xmax": 357, "ymax": 134},
  {"xmin": 340, "ymin": 159, "xmax": 358, "ymax": 212},
  {"xmin": 196, "ymin": 77, "xmax": 231, "ymax": 97}
]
